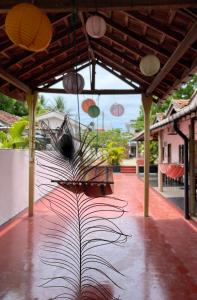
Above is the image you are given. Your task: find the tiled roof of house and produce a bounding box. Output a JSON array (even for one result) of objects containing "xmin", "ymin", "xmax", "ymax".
[
  {"xmin": 172, "ymin": 99, "xmax": 190, "ymax": 112},
  {"xmin": 0, "ymin": 110, "xmax": 19, "ymax": 126}
]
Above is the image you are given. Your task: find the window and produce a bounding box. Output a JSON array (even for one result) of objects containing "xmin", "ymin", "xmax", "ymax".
[
  {"xmin": 179, "ymin": 145, "xmax": 184, "ymax": 164},
  {"xmin": 167, "ymin": 144, "xmax": 171, "ymax": 163}
]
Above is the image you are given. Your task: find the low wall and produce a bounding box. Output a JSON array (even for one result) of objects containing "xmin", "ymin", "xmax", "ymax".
[{"xmin": 0, "ymin": 150, "xmax": 54, "ymax": 226}]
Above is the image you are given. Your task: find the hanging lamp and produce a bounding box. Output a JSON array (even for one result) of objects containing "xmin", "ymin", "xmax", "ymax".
[
  {"xmin": 5, "ymin": 3, "xmax": 52, "ymax": 52},
  {"xmin": 86, "ymin": 15, "xmax": 106, "ymax": 39},
  {"xmin": 140, "ymin": 54, "xmax": 160, "ymax": 76},
  {"xmin": 88, "ymin": 105, "xmax": 100, "ymax": 118},
  {"xmin": 63, "ymin": 72, "xmax": 85, "ymax": 94},
  {"xmin": 110, "ymin": 103, "xmax": 125, "ymax": 117},
  {"xmin": 82, "ymin": 98, "xmax": 96, "ymax": 113}
]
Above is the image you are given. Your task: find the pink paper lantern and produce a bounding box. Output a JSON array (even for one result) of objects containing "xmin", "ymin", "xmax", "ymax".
[
  {"xmin": 110, "ymin": 104, "xmax": 124, "ymax": 117},
  {"xmin": 86, "ymin": 15, "xmax": 106, "ymax": 39}
]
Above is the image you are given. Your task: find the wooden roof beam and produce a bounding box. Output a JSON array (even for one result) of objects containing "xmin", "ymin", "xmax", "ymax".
[
  {"xmin": 0, "ymin": 1, "xmax": 196, "ymax": 13},
  {"xmin": 15, "ymin": 37, "xmax": 86, "ymax": 80},
  {"xmin": 147, "ymin": 22, "xmax": 197, "ymax": 95},
  {"xmin": 0, "ymin": 67, "xmax": 31, "ymax": 93},
  {"xmin": 4, "ymin": 23, "xmax": 82, "ymax": 68},
  {"xmin": 36, "ymin": 87, "xmax": 143, "ymax": 95},
  {"xmin": 79, "ymin": 12, "xmax": 95, "ymax": 61},
  {"xmin": 124, "ymin": 10, "xmax": 196, "ymax": 51},
  {"xmin": 45, "ymin": 61, "xmax": 92, "ymax": 88},
  {"xmin": 30, "ymin": 54, "xmax": 89, "ymax": 88},
  {"xmin": 96, "ymin": 60, "xmax": 140, "ymax": 89},
  {"xmin": 97, "ymin": 13, "xmax": 190, "ymax": 69},
  {"xmin": 92, "ymin": 41, "xmax": 170, "ymax": 92},
  {"xmin": 95, "ymin": 52, "xmax": 165, "ymax": 98}
]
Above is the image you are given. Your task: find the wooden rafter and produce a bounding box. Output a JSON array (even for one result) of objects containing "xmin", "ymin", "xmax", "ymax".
[
  {"xmin": 28, "ymin": 45, "xmax": 87, "ymax": 87},
  {"xmin": 95, "ymin": 52, "xmax": 165, "ymax": 97},
  {"xmin": 3, "ymin": 23, "xmax": 82, "ymax": 69},
  {"xmin": 92, "ymin": 38, "xmax": 178, "ymax": 81},
  {"xmin": 123, "ymin": 10, "xmax": 197, "ymax": 52},
  {"xmin": 79, "ymin": 12, "xmax": 95, "ymax": 61},
  {"xmin": 45, "ymin": 62, "xmax": 91, "ymax": 88},
  {"xmin": 0, "ymin": 1, "xmax": 196, "ymax": 13},
  {"xmin": 147, "ymin": 22, "xmax": 197, "ymax": 95},
  {"xmin": 95, "ymin": 13, "xmax": 190, "ymax": 69},
  {"xmin": 92, "ymin": 42, "xmax": 170, "ymax": 93},
  {"xmin": 14, "ymin": 37, "xmax": 86, "ymax": 80},
  {"xmin": 0, "ymin": 67, "xmax": 31, "ymax": 93},
  {"xmin": 36, "ymin": 87, "xmax": 143, "ymax": 95},
  {"xmin": 30, "ymin": 54, "xmax": 89, "ymax": 88},
  {"xmin": 96, "ymin": 61, "xmax": 139, "ymax": 89}
]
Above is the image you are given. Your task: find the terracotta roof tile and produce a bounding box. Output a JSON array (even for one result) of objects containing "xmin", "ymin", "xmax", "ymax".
[{"xmin": 0, "ymin": 110, "xmax": 19, "ymax": 126}]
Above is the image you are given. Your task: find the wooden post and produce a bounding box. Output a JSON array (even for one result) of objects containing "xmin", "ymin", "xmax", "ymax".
[
  {"xmin": 158, "ymin": 130, "xmax": 163, "ymax": 192},
  {"xmin": 27, "ymin": 92, "xmax": 37, "ymax": 217},
  {"xmin": 136, "ymin": 141, "xmax": 139, "ymax": 175},
  {"xmin": 189, "ymin": 119, "xmax": 195, "ymax": 215},
  {"xmin": 142, "ymin": 94, "xmax": 152, "ymax": 217}
]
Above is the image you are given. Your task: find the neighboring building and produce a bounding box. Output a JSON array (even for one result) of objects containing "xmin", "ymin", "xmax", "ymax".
[
  {"xmin": 36, "ymin": 111, "xmax": 88, "ymax": 137},
  {"xmin": 132, "ymin": 91, "xmax": 197, "ymax": 218},
  {"xmin": 0, "ymin": 110, "xmax": 19, "ymax": 129},
  {"xmin": 125, "ymin": 119, "xmax": 137, "ymax": 135}
]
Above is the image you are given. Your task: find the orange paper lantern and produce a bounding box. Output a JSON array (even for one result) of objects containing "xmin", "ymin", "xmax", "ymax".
[
  {"xmin": 5, "ymin": 3, "xmax": 52, "ymax": 52},
  {"xmin": 82, "ymin": 98, "xmax": 96, "ymax": 113}
]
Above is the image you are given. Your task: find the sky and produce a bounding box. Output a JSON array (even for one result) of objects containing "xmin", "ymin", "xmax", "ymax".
[{"xmin": 41, "ymin": 64, "xmax": 142, "ymax": 131}]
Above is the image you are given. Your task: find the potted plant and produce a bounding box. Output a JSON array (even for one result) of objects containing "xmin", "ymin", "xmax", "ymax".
[{"xmin": 105, "ymin": 142, "xmax": 125, "ymax": 172}]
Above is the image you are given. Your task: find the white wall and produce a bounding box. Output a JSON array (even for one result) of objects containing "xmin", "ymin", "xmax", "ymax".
[{"xmin": 0, "ymin": 150, "xmax": 54, "ymax": 226}]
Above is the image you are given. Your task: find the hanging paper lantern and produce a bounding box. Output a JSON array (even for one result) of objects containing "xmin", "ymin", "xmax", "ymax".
[
  {"xmin": 5, "ymin": 3, "xmax": 52, "ymax": 52},
  {"xmin": 139, "ymin": 54, "xmax": 160, "ymax": 76},
  {"xmin": 110, "ymin": 104, "xmax": 124, "ymax": 117},
  {"xmin": 86, "ymin": 15, "xmax": 106, "ymax": 39},
  {"xmin": 88, "ymin": 105, "xmax": 100, "ymax": 118},
  {"xmin": 82, "ymin": 98, "xmax": 96, "ymax": 113},
  {"xmin": 63, "ymin": 72, "xmax": 85, "ymax": 94}
]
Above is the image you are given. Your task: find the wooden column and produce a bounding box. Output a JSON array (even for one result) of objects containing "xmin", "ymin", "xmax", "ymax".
[
  {"xmin": 158, "ymin": 130, "xmax": 163, "ymax": 192},
  {"xmin": 142, "ymin": 94, "xmax": 152, "ymax": 217},
  {"xmin": 27, "ymin": 92, "xmax": 37, "ymax": 217},
  {"xmin": 189, "ymin": 119, "xmax": 195, "ymax": 215},
  {"xmin": 136, "ymin": 141, "xmax": 139, "ymax": 175}
]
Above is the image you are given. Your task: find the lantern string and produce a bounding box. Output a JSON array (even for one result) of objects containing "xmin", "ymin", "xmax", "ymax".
[{"xmin": 71, "ymin": 0, "xmax": 82, "ymax": 142}]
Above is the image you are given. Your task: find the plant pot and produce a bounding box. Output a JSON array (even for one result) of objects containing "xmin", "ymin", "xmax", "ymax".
[{"xmin": 113, "ymin": 165, "xmax": 120, "ymax": 173}]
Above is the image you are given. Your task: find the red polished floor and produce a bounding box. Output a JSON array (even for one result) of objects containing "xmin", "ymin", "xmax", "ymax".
[{"xmin": 0, "ymin": 174, "xmax": 197, "ymax": 300}]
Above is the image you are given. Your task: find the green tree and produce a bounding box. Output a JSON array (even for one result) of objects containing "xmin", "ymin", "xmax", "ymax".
[
  {"xmin": 0, "ymin": 93, "xmax": 28, "ymax": 116},
  {"xmin": 36, "ymin": 94, "xmax": 49, "ymax": 115},
  {"xmin": 0, "ymin": 119, "xmax": 28, "ymax": 149},
  {"xmin": 87, "ymin": 128, "xmax": 131, "ymax": 150},
  {"xmin": 134, "ymin": 74, "xmax": 197, "ymax": 132}
]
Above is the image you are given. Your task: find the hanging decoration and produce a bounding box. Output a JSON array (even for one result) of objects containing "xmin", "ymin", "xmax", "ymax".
[
  {"xmin": 37, "ymin": 118, "xmax": 129, "ymax": 299},
  {"xmin": 88, "ymin": 105, "xmax": 100, "ymax": 118},
  {"xmin": 82, "ymin": 98, "xmax": 96, "ymax": 113},
  {"xmin": 139, "ymin": 54, "xmax": 160, "ymax": 76},
  {"xmin": 63, "ymin": 72, "xmax": 85, "ymax": 94},
  {"xmin": 110, "ymin": 103, "xmax": 125, "ymax": 117},
  {"xmin": 86, "ymin": 15, "xmax": 106, "ymax": 38},
  {"xmin": 5, "ymin": 3, "xmax": 52, "ymax": 52}
]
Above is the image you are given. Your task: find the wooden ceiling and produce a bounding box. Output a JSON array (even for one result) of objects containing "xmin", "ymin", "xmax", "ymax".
[{"xmin": 0, "ymin": 0, "xmax": 196, "ymax": 101}]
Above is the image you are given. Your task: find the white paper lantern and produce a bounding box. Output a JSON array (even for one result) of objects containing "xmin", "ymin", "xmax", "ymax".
[
  {"xmin": 86, "ymin": 15, "xmax": 106, "ymax": 39},
  {"xmin": 139, "ymin": 54, "xmax": 160, "ymax": 77},
  {"xmin": 63, "ymin": 72, "xmax": 85, "ymax": 94}
]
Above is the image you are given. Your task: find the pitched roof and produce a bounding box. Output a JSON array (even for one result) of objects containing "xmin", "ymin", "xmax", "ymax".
[
  {"xmin": 0, "ymin": 110, "xmax": 19, "ymax": 125},
  {"xmin": 132, "ymin": 90, "xmax": 197, "ymax": 141}
]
